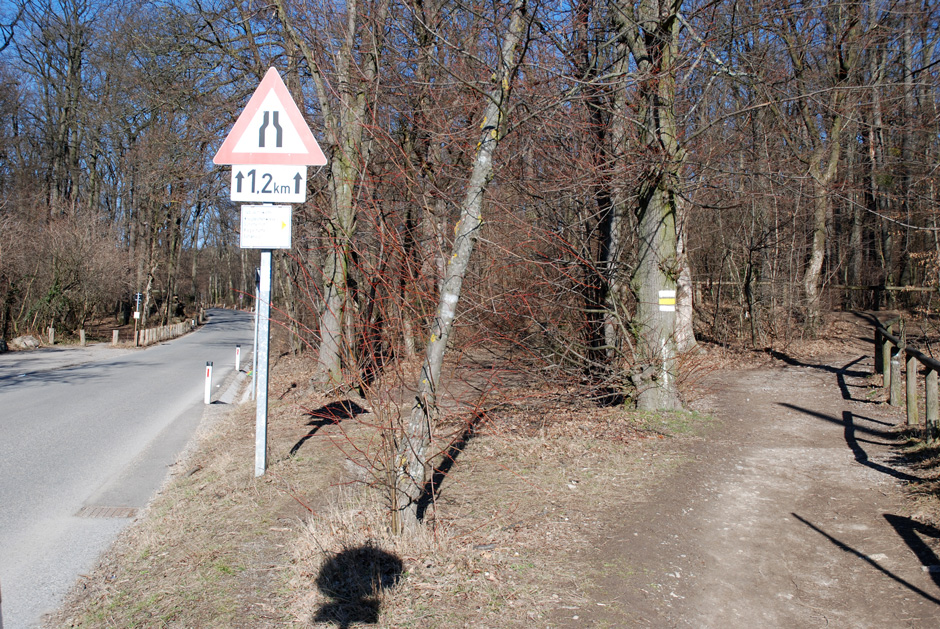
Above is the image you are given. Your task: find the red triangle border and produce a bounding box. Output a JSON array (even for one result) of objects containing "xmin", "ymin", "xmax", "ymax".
[{"xmin": 213, "ymin": 67, "xmax": 327, "ymax": 166}]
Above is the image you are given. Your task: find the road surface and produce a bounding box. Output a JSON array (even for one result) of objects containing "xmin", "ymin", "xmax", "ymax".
[{"xmin": 0, "ymin": 309, "xmax": 254, "ymax": 628}]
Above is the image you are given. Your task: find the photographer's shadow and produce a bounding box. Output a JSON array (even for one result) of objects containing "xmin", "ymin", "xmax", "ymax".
[{"xmin": 314, "ymin": 544, "xmax": 403, "ymax": 627}]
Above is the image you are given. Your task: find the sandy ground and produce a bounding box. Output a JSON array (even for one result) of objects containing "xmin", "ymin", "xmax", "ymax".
[
  {"xmin": 0, "ymin": 343, "xmax": 136, "ymax": 378},
  {"xmin": 553, "ymin": 333, "xmax": 940, "ymax": 626}
]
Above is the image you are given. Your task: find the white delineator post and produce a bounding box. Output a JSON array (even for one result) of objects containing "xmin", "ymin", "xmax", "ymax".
[
  {"xmin": 204, "ymin": 361, "xmax": 213, "ymax": 404},
  {"xmin": 255, "ymin": 251, "xmax": 272, "ymax": 476},
  {"xmin": 235, "ymin": 344, "xmax": 241, "ymax": 372}
]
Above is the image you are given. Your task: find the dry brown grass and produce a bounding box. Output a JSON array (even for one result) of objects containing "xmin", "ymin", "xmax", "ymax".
[{"xmin": 48, "ymin": 338, "xmax": 718, "ymax": 628}]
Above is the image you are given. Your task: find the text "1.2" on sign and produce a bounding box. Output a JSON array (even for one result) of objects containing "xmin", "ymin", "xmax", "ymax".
[{"xmin": 230, "ymin": 164, "xmax": 307, "ymax": 203}]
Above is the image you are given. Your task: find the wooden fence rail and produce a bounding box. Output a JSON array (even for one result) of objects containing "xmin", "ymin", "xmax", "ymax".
[
  {"xmin": 874, "ymin": 316, "xmax": 940, "ymax": 440},
  {"xmin": 135, "ymin": 321, "xmax": 194, "ymax": 347}
]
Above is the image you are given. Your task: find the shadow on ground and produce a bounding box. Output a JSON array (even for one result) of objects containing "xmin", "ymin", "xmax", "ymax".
[
  {"xmin": 314, "ymin": 544, "xmax": 403, "ymax": 628},
  {"xmin": 766, "ymin": 351, "xmax": 876, "ymax": 404},
  {"xmin": 781, "ymin": 403, "xmax": 922, "ymax": 484},
  {"xmin": 885, "ymin": 514, "xmax": 940, "ymax": 590},
  {"xmin": 290, "ymin": 400, "xmax": 368, "ymax": 456},
  {"xmin": 794, "ymin": 512, "xmax": 940, "ymax": 605},
  {"xmin": 416, "ymin": 411, "xmax": 485, "ymax": 521}
]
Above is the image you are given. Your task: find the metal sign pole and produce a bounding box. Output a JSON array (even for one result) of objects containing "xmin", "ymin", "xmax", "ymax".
[
  {"xmin": 134, "ymin": 292, "xmax": 142, "ymax": 346},
  {"xmin": 252, "ymin": 268, "xmax": 260, "ymax": 400},
  {"xmin": 255, "ymin": 251, "xmax": 272, "ymax": 477}
]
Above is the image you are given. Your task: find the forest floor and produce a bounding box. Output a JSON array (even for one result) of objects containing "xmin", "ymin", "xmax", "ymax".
[{"xmin": 46, "ymin": 311, "xmax": 940, "ymax": 627}]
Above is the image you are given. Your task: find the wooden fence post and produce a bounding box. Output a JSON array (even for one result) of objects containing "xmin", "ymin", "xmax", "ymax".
[
  {"xmin": 882, "ymin": 325, "xmax": 894, "ymax": 392},
  {"xmin": 927, "ymin": 368, "xmax": 939, "ymax": 441},
  {"xmin": 875, "ymin": 328, "xmax": 884, "ymax": 374},
  {"xmin": 907, "ymin": 351, "xmax": 919, "ymax": 426},
  {"xmin": 890, "ymin": 351, "xmax": 902, "ymax": 406}
]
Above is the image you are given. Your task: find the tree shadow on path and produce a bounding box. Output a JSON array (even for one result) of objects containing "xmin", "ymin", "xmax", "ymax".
[
  {"xmin": 290, "ymin": 400, "xmax": 368, "ymax": 456},
  {"xmin": 416, "ymin": 411, "xmax": 484, "ymax": 522},
  {"xmin": 793, "ymin": 513, "xmax": 940, "ymax": 605}
]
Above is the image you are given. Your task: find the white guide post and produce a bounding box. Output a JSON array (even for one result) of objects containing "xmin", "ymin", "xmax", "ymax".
[
  {"xmin": 235, "ymin": 344, "xmax": 241, "ymax": 372},
  {"xmin": 255, "ymin": 251, "xmax": 272, "ymax": 476},
  {"xmin": 204, "ymin": 361, "xmax": 213, "ymax": 404}
]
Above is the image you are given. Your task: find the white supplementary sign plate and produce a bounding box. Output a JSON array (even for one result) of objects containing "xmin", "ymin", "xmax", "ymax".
[
  {"xmin": 240, "ymin": 205, "xmax": 292, "ymax": 249},
  {"xmin": 230, "ymin": 164, "xmax": 306, "ymax": 203}
]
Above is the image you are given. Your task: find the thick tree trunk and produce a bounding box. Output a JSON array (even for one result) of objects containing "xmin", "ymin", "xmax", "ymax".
[
  {"xmin": 631, "ymin": 183, "xmax": 682, "ymax": 410},
  {"xmin": 274, "ymin": 0, "xmax": 389, "ymax": 387},
  {"xmin": 614, "ymin": 0, "xmax": 684, "ymax": 410}
]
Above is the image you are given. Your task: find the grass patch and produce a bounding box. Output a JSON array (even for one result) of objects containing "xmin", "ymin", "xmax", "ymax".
[{"xmin": 636, "ymin": 409, "xmax": 715, "ymax": 437}]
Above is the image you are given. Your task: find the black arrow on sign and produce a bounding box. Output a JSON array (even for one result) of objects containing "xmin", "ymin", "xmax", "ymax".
[
  {"xmin": 293, "ymin": 173, "xmax": 302, "ymax": 194},
  {"xmin": 235, "ymin": 171, "xmax": 244, "ymax": 193}
]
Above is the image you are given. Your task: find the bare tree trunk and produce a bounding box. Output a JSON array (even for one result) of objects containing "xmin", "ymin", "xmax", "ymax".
[
  {"xmin": 316, "ymin": 155, "xmax": 357, "ymax": 383},
  {"xmin": 394, "ymin": 0, "xmax": 530, "ymax": 532},
  {"xmin": 802, "ymin": 174, "xmax": 831, "ymax": 325},
  {"xmin": 278, "ymin": 253, "xmax": 303, "ymax": 355},
  {"xmin": 613, "ymin": 0, "xmax": 684, "ymax": 410},
  {"xmin": 675, "ymin": 207, "xmax": 695, "ymax": 353},
  {"xmin": 274, "ymin": 0, "xmax": 390, "ymax": 387}
]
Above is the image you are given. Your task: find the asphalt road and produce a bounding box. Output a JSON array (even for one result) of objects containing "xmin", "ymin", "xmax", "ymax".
[{"xmin": 0, "ymin": 309, "xmax": 254, "ymax": 628}]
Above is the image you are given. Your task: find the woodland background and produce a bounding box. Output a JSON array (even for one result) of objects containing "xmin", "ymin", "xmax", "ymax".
[{"xmin": 1, "ymin": 0, "xmax": 939, "ymax": 409}]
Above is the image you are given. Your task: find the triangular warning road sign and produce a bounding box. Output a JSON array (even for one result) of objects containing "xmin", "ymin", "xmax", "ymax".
[{"xmin": 214, "ymin": 67, "xmax": 327, "ymax": 166}]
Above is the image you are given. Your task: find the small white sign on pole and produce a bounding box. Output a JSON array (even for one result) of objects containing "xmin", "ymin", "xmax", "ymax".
[{"xmin": 240, "ymin": 205, "xmax": 292, "ymax": 249}]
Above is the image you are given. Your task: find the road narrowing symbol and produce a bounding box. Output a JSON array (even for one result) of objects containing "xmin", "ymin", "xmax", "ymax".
[{"xmin": 258, "ymin": 111, "xmax": 282, "ymax": 147}]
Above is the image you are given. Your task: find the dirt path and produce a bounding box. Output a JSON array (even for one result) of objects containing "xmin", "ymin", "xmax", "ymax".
[{"xmin": 556, "ymin": 347, "xmax": 940, "ymax": 627}]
